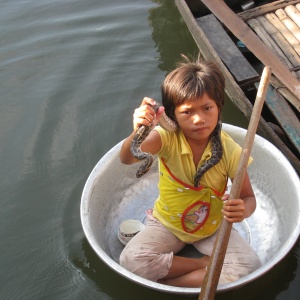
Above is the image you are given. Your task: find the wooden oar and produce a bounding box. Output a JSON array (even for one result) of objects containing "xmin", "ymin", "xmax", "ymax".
[
  {"xmin": 198, "ymin": 66, "xmax": 272, "ymax": 300},
  {"xmin": 200, "ymin": 0, "xmax": 300, "ymax": 101}
]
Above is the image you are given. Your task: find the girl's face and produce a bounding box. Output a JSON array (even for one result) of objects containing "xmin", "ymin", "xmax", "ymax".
[{"xmin": 174, "ymin": 93, "xmax": 219, "ymax": 145}]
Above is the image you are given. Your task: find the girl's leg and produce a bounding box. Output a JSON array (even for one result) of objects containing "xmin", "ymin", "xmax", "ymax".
[
  {"xmin": 158, "ymin": 255, "xmax": 210, "ymax": 287},
  {"xmin": 120, "ymin": 214, "xmax": 209, "ymax": 287},
  {"xmin": 120, "ymin": 215, "xmax": 186, "ymax": 282},
  {"xmin": 194, "ymin": 228, "xmax": 261, "ymax": 285}
]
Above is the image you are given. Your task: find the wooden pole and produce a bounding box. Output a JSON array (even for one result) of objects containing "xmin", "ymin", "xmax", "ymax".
[{"xmin": 198, "ymin": 66, "xmax": 272, "ymax": 300}]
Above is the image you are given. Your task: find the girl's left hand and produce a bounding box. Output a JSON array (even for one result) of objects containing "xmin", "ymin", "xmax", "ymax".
[{"xmin": 222, "ymin": 194, "xmax": 245, "ymax": 223}]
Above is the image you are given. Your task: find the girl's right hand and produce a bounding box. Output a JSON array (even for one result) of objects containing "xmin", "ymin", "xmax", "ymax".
[{"xmin": 133, "ymin": 97, "xmax": 164, "ymax": 132}]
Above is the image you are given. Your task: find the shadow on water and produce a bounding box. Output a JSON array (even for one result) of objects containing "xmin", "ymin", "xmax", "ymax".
[
  {"xmin": 148, "ymin": 0, "xmax": 199, "ymax": 72},
  {"xmin": 73, "ymin": 238, "xmax": 185, "ymax": 300}
]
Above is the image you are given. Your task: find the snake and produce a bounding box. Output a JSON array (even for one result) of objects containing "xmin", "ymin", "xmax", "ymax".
[
  {"xmin": 130, "ymin": 103, "xmax": 177, "ymax": 178},
  {"xmin": 193, "ymin": 120, "xmax": 223, "ymax": 187},
  {"xmin": 130, "ymin": 103, "xmax": 223, "ymax": 187}
]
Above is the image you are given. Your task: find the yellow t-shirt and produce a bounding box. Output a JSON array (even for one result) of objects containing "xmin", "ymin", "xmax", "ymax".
[{"xmin": 152, "ymin": 126, "xmax": 251, "ymax": 243}]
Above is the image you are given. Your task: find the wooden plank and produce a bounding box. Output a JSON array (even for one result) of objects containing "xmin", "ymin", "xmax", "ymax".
[
  {"xmin": 270, "ymin": 75, "xmax": 300, "ymax": 111},
  {"xmin": 255, "ymin": 80, "xmax": 300, "ymax": 153},
  {"xmin": 196, "ymin": 14, "xmax": 259, "ymax": 83},
  {"xmin": 239, "ymin": 0, "xmax": 300, "ymax": 21}
]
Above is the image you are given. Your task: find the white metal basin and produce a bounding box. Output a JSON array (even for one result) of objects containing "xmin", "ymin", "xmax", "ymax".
[{"xmin": 80, "ymin": 123, "xmax": 300, "ymax": 295}]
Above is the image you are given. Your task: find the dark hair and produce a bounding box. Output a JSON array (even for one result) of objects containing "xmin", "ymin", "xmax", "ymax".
[{"xmin": 161, "ymin": 56, "xmax": 225, "ymax": 123}]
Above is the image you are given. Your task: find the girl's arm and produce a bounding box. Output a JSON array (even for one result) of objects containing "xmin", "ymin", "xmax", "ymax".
[
  {"xmin": 120, "ymin": 97, "xmax": 164, "ymax": 165},
  {"xmin": 222, "ymin": 172, "xmax": 256, "ymax": 223}
]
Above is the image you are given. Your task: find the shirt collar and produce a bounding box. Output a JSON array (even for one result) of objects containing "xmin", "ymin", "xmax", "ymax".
[
  {"xmin": 178, "ymin": 130, "xmax": 212, "ymax": 161},
  {"xmin": 178, "ymin": 130, "xmax": 191, "ymax": 155}
]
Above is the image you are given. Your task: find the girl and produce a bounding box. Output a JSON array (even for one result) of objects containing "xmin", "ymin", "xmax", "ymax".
[{"xmin": 119, "ymin": 57, "xmax": 261, "ymax": 287}]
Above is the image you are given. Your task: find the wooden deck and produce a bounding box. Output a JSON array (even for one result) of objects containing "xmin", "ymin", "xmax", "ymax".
[
  {"xmin": 238, "ymin": 1, "xmax": 300, "ymax": 157},
  {"xmin": 175, "ymin": 0, "xmax": 300, "ymax": 173},
  {"xmin": 239, "ymin": 1, "xmax": 300, "ymax": 80},
  {"xmin": 195, "ymin": 1, "xmax": 300, "ymax": 156}
]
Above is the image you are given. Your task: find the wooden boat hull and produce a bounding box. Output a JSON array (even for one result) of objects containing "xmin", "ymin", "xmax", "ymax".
[
  {"xmin": 175, "ymin": 0, "xmax": 300, "ymax": 174},
  {"xmin": 80, "ymin": 124, "xmax": 300, "ymax": 295}
]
